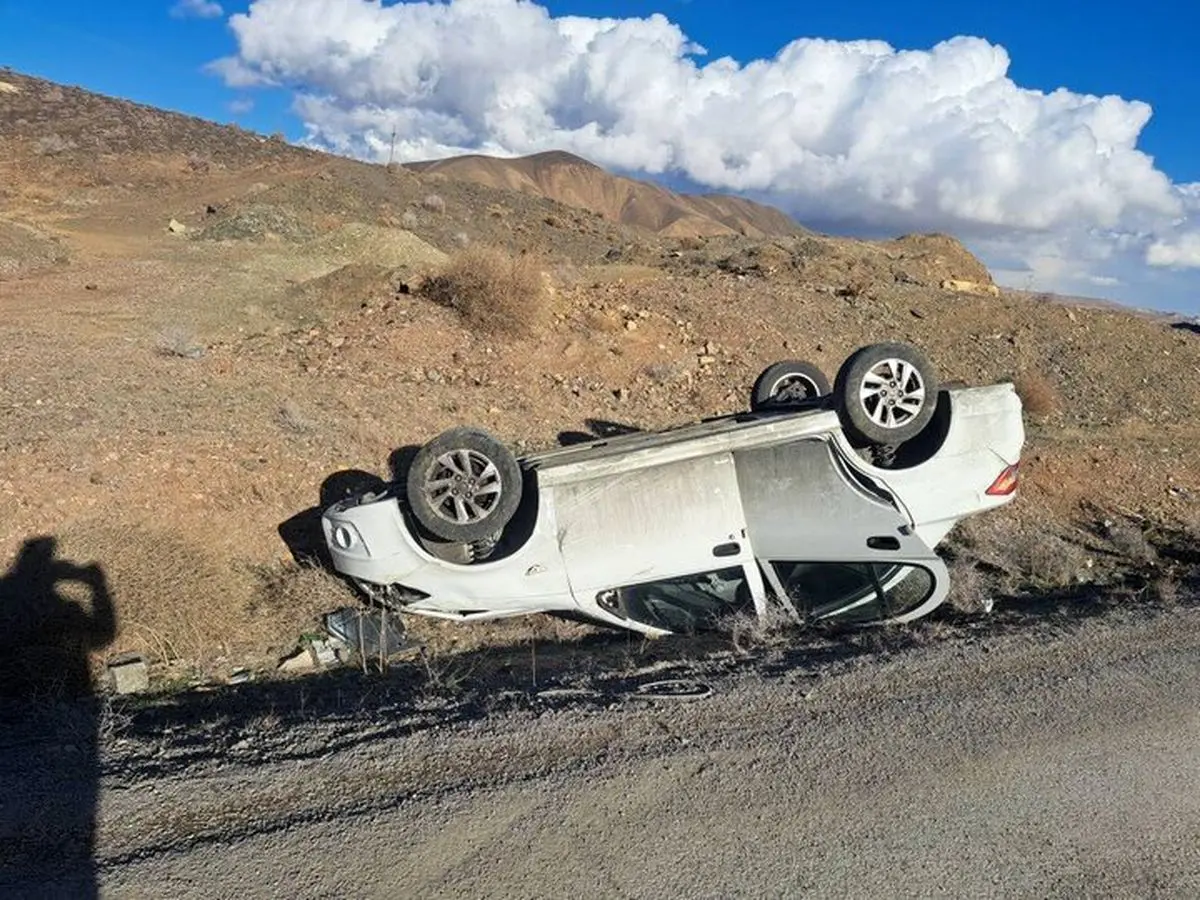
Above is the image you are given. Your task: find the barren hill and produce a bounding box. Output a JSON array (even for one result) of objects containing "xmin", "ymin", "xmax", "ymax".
[
  {"xmin": 406, "ymin": 150, "xmax": 803, "ymax": 239},
  {"xmin": 0, "ymin": 67, "xmax": 1197, "ymax": 701}
]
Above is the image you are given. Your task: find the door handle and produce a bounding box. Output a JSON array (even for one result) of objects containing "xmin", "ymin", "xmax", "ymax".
[
  {"xmin": 712, "ymin": 542, "xmax": 740, "ymax": 557},
  {"xmin": 867, "ymin": 535, "xmax": 901, "ymax": 551}
]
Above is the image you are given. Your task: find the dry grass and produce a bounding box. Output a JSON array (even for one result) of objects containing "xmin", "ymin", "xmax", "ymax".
[
  {"xmin": 722, "ymin": 606, "xmax": 799, "ymax": 654},
  {"xmin": 155, "ymin": 324, "xmax": 204, "ymax": 359},
  {"xmin": 1103, "ymin": 520, "xmax": 1158, "ymax": 565},
  {"xmin": 1013, "ymin": 369, "xmax": 1060, "ymax": 417},
  {"xmin": 276, "ymin": 398, "xmax": 315, "ymax": 435},
  {"xmin": 422, "ymin": 245, "xmax": 551, "ymax": 336},
  {"xmin": 1008, "ymin": 532, "xmax": 1090, "ymax": 589},
  {"xmin": 250, "ymin": 561, "xmax": 358, "ymax": 632},
  {"xmin": 946, "ymin": 558, "xmax": 994, "ymax": 614}
]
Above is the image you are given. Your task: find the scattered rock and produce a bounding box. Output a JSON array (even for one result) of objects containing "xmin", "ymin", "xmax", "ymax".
[
  {"xmin": 278, "ymin": 647, "xmax": 316, "ymax": 673},
  {"xmin": 166, "ymin": 218, "xmax": 187, "ymax": 235},
  {"xmin": 941, "ymin": 278, "xmax": 1000, "ymax": 297},
  {"xmin": 108, "ymin": 653, "xmax": 149, "ymax": 695},
  {"xmin": 311, "ymin": 639, "xmax": 339, "ymax": 667}
]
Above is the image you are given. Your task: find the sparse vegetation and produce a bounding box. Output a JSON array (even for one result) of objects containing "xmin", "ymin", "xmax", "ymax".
[
  {"xmin": 946, "ymin": 558, "xmax": 994, "ymax": 614},
  {"xmin": 276, "ymin": 399, "xmax": 315, "ymax": 435},
  {"xmin": 1013, "ymin": 369, "xmax": 1060, "ymax": 417},
  {"xmin": 1008, "ymin": 532, "xmax": 1091, "ymax": 590},
  {"xmin": 154, "ymin": 325, "xmax": 204, "ymax": 359},
  {"xmin": 5, "ymin": 67, "xmax": 1200, "ymax": 698},
  {"xmin": 422, "ymin": 245, "xmax": 551, "ymax": 336},
  {"xmin": 1103, "ymin": 519, "xmax": 1158, "ymax": 565},
  {"xmin": 32, "ymin": 133, "xmax": 75, "ymax": 155},
  {"xmin": 723, "ymin": 606, "xmax": 799, "ymax": 654}
]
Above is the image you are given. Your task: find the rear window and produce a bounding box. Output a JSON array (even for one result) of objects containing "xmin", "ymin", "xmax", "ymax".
[{"xmin": 772, "ymin": 561, "xmax": 935, "ymax": 623}]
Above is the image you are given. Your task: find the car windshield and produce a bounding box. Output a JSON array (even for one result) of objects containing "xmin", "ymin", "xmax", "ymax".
[
  {"xmin": 600, "ymin": 566, "xmax": 752, "ymax": 632},
  {"xmin": 773, "ymin": 561, "xmax": 935, "ymax": 623}
]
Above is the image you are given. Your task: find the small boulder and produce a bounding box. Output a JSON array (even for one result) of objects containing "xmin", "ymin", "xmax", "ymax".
[{"xmin": 108, "ymin": 653, "xmax": 149, "ymax": 695}]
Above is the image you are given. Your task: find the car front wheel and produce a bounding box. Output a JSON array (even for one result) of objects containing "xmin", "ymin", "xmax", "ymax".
[{"xmin": 405, "ymin": 427, "xmax": 523, "ymax": 544}]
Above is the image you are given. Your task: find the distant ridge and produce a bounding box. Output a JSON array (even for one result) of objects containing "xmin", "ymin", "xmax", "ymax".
[{"xmin": 406, "ymin": 150, "xmax": 803, "ymax": 239}]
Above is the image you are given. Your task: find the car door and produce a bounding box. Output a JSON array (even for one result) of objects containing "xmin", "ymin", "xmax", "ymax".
[
  {"xmin": 551, "ymin": 451, "xmax": 767, "ymax": 626},
  {"xmin": 732, "ymin": 437, "xmax": 950, "ymax": 623}
]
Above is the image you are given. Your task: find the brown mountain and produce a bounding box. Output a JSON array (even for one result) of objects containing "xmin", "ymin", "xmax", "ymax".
[{"xmin": 406, "ymin": 150, "xmax": 803, "ymax": 239}]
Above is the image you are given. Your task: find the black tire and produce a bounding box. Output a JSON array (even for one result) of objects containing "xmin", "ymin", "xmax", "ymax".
[
  {"xmin": 833, "ymin": 342, "xmax": 939, "ymax": 445},
  {"xmin": 405, "ymin": 427, "xmax": 523, "ymax": 543},
  {"xmin": 750, "ymin": 360, "xmax": 831, "ymax": 410}
]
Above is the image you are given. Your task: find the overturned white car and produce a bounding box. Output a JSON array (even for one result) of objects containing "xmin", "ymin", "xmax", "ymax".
[{"xmin": 322, "ymin": 343, "xmax": 1024, "ymax": 635}]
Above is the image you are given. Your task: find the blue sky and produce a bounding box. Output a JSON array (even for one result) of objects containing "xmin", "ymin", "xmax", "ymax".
[{"xmin": 2, "ymin": 0, "xmax": 1198, "ymax": 313}]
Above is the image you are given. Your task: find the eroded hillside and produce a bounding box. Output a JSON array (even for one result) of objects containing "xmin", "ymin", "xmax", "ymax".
[{"xmin": 1, "ymin": 69, "xmax": 1197, "ymax": 693}]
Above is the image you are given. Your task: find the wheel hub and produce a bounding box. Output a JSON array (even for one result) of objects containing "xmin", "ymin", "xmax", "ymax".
[
  {"xmin": 858, "ymin": 358, "xmax": 926, "ymax": 429},
  {"xmin": 424, "ymin": 449, "xmax": 503, "ymax": 524}
]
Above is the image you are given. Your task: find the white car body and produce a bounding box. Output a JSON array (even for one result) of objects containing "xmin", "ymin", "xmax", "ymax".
[{"xmin": 323, "ymin": 384, "xmax": 1024, "ymax": 635}]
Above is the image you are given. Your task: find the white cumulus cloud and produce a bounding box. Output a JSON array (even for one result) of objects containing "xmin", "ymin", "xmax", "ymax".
[
  {"xmin": 171, "ymin": 0, "xmax": 224, "ymax": 19},
  {"xmin": 209, "ymin": 0, "xmax": 1200, "ymax": 311},
  {"xmin": 1147, "ymin": 232, "xmax": 1200, "ymax": 268}
]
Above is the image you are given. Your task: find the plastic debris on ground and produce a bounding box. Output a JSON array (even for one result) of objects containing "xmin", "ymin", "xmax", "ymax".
[{"xmin": 324, "ymin": 607, "xmax": 420, "ymax": 660}]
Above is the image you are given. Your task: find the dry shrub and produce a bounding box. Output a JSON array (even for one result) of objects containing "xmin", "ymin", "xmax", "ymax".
[
  {"xmin": 32, "ymin": 133, "xmax": 75, "ymax": 155},
  {"xmin": 276, "ymin": 398, "xmax": 315, "ymax": 435},
  {"xmin": 1008, "ymin": 532, "xmax": 1089, "ymax": 589},
  {"xmin": 421, "ymin": 194, "xmax": 446, "ymax": 214},
  {"xmin": 723, "ymin": 605, "xmax": 799, "ymax": 654},
  {"xmin": 1013, "ymin": 370, "xmax": 1060, "ymax": 417},
  {"xmin": 422, "ymin": 245, "xmax": 550, "ymax": 336},
  {"xmin": 155, "ymin": 325, "xmax": 204, "ymax": 359},
  {"xmin": 946, "ymin": 558, "xmax": 994, "ymax": 614},
  {"xmin": 1103, "ymin": 519, "xmax": 1157, "ymax": 565},
  {"xmin": 400, "ymin": 210, "xmax": 419, "ymax": 229}
]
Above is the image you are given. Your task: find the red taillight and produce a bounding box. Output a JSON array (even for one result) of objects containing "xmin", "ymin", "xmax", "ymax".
[{"xmin": 986, "ymin": 463, "xmax": 1019, "ymax": 496}]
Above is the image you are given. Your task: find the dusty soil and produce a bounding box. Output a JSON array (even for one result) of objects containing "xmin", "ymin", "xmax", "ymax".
[
  {"xmin": 2, "ymin": 65, "xmax": 1200, "ymax": 900},
  {"xmin": 1, "ymin": 66, "xmax": 1198, "ymax": 689}
]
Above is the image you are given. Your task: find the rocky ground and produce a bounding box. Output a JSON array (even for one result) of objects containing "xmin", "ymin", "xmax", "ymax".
[
  {"xmin": 3, "ymin": 64, "xmax": 1200, "ymax": 899},
  {"xmin": 2, "ymin": 68, "xmax": 1200, "ymax": 689}
]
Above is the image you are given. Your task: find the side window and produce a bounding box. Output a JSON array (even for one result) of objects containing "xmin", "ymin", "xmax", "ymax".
[
  {"xmin": 772, "ymin": 561, "xmax": 935, "ymax": 623},
  {"xmin": 597, "ymin": 566, "xmax": 752, "ymax": 633}
]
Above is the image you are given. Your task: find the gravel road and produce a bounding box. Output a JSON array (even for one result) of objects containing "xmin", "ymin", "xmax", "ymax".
[{"xmin": 4, "ymin": 604, "xmax": 1198, "ymax": 899}]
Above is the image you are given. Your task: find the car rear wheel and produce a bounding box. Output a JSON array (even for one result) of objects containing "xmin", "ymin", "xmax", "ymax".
[
  {"xmin": 406, "ymin": 427, "xmax": 523, "ymax": 543},
  {"xmin": 834, "ymin": 342, "xmax": 939, "ymax": 445},
  {"xmin": 750, "ymin": 360, "xmax": 831, "ymax": 410}
]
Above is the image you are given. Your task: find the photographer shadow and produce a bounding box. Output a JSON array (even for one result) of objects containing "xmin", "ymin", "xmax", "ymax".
[{"xmin": 0, "ymin": 536, "xmax": 116, "ymax": 898}]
